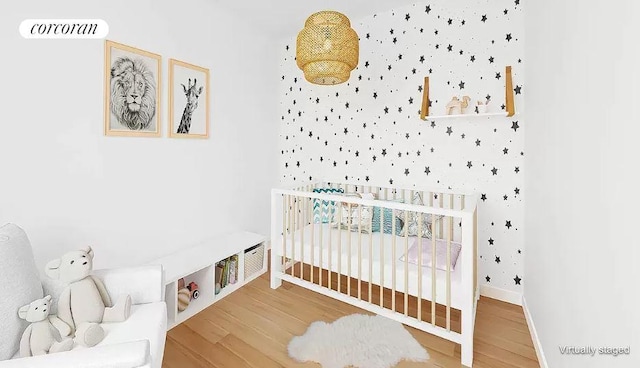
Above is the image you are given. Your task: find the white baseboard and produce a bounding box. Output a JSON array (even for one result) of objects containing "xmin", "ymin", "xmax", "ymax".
[
  {"xmin": 480, "ymin": 284, "xmax": 523, "ymax": 305},
  {"xmin": 522, "ymin": 296, "xmax": 548, "ymax": 368}
]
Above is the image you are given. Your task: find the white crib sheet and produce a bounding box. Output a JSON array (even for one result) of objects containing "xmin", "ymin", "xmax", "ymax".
[{"xmin": 276, "ymin": 223, "xmax": 465, "ymax": 309}]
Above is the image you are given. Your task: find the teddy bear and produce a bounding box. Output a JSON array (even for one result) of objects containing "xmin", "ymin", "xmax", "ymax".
[
  {"xmin": 18, "ymin": 295, "xmax": 74, "ymax": 357},
  {"xmin": 45, "ymin": 246, "xmax": 132, "ymax": 347}
]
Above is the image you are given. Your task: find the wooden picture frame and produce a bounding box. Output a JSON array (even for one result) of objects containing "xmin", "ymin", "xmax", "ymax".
[
  {"xmin": 169, "ymin": 59, "xmax": 210, "ymax": 139},
  {"xmin": 104, "ymin": 40, "xmax": 162, "ymax": 137}
]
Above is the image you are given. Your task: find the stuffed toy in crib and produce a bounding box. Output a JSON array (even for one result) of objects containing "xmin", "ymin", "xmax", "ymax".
[
  {"xmin": 18, "ymin": 295, "xmax": 73, "ymax": 357},
  {"xmin": 45, "ymin": 246, "xmax": 132, "ymax": 347}
]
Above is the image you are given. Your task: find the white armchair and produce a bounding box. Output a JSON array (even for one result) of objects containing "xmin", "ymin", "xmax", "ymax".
[{"xmin": 0, "ymin": 224, "xmax": 167, "ymax": 368}]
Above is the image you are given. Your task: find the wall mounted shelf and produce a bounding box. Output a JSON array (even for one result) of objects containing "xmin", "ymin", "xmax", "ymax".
[
  {"xmin": 425, "ymin": 112, "xmax": 518, "ymax": 120},
  {"xmin": 420, "ymin": 65, "xmax": 516, "ymax": 120}
]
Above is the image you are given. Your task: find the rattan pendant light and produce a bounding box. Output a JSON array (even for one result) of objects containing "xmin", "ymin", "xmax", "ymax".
[{"xmin": 296, "ymin": 11, "xmax": 359, "ymax": 85}]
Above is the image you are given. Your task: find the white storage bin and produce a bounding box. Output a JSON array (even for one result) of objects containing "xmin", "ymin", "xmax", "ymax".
[{"xmin": 244, "ymin": 243, "xmax": 264, "ymax": 279}]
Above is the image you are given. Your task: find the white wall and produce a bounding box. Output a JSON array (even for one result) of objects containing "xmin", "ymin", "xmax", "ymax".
[
  {"xmin": 278, "ymin": 0, "xmax": 527, "ymax": 294},
  {"xmin": 0, "ymin": 0, "xmax": 279, "ymax": 270},
  {"xmin": 524, "ymin": 1, "xmax": 640, "ymax": 367}
]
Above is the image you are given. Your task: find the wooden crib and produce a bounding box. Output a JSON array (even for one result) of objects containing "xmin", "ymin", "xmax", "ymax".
[{"xmin": 270, "ymin": 181, "xmax": 479, "ymax": 367}]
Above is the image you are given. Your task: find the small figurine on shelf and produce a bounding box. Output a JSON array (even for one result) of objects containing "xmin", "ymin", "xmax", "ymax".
[
  {"xmin": 475, "ymin": 98, "xmax": 489, "ymax": 114},
  {"xmin": 445, "ymin": 96, "xmax": 471, "ymax": 115}
]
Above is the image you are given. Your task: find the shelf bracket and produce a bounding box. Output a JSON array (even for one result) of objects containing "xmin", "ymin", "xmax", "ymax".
[
  {"xmin": 505, "ymin": 66, "xmax": 516, "ymax": 117},
  {"xmin": 420, "ymin": 76, "xmax": 429, "ymax": 120}
]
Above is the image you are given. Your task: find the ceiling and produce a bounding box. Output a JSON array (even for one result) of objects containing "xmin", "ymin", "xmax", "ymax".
[{"xmin": 211, "ymin": 0, "xmax": 421, "ymax": 38}]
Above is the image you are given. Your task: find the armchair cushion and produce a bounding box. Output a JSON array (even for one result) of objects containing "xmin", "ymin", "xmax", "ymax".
[
  {"xmin": 0, "ymin": 224, "xmax": 43, "ymax": 360},
  {"xmin": 5, "ymin": 340, "xmax": 150, "ymax": 368}
]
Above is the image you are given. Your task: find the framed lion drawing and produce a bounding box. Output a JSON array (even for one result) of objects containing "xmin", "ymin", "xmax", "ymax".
[{"xmin": 104, "ymin": 40, "xmax": 161, "ymax": 137}]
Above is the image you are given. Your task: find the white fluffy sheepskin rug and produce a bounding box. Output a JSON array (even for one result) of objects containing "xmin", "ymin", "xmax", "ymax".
[{"xmin": 288, "ymin": 314, "xmax": 429, "ymax": 368}]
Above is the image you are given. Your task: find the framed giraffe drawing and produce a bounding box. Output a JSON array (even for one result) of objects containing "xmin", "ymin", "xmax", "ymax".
[
  {"xmin": 168, "ymin": 59, "xmax": 210, "ymax": 139},
  {"xmin": 104, "ymin": 40, "xmax": 162, "ymax": 137}
]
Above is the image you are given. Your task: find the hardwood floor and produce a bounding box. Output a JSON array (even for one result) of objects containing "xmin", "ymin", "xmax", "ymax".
[{"xmin": 164, "ymin": 272, "xmax": 539, "ymax": 368}]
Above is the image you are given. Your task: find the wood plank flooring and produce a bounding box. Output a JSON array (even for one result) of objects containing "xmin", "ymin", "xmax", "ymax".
[{"xmin": 164, "ymin": 271, "xmax": 539, "ymax": 368}]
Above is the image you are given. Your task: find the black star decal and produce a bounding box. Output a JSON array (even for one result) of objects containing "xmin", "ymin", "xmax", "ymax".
[
  {"xmin": 491, "ymin": 167, "xmax": 498, "ymax": 175},
  {"xmin": 345, "ymin": 102, "xmax": 350, "ymax": 109},
  {"xmin": 382, "ymin": 149, "xmax": 387, "ymax": 156},
  {"xmin": 504, "ymin": 9, "xmax": 509, "ymax": 15},
  {"xmin": 514, "ymin": 275, "xmax": 522, "ymax": 285},
  {"xmin": 315, "ymin": 98, "xmax": 320, "ymax": 104},
  {"xmin": 511, "ymin": 121, "xmax": 520, "ymax": 132},
  {"xmin": 447, "ymin": 18, "xmax": 453, "ymax": 25},
  {"xmin": 344, "ymin": 128, "xmax": 348, "ymax": 135},
  {"xmin": 506, "ymin": 33, "xmax": 512, "ymax": 42},
  {"xmin": 285, "ymin": 45, "xmax": 289, "ymax": 51},
  {"xmin": 425, "ymin": 5, "xmax": 431, "ymax": 13},
  {"xmin": 503, "ymin": 195, "xmax": 508, "ymax": 200},
  {"xmin": 404, "ymin": 168, "xmax": 410, "ymax": 176},
  {"xmin": 430, "ymin": 121, "xmax": 436, "ymax": 128},
  {"xmin": 405, "ymin": 13, "xmax": 410, "ymax": 21},
  {"xmin": 506, "ymin": 220, "xmax": 512, "ymax": 229},
  {"xmin": 489, "ymin": 56, "xmax": 495, "ymax": 63},
  {"xmin": 409, "ymin": 97, "xmax": 414, "ymax": 104},
  {"xmin": 503, "ymin": 147, "xmax": 509, "ymax": 154},
  {"xmin": 392, "ymin": 37, "xmax": 397, "ymax": 44},
  {"xmin": 373, "ymin": 92, "xmax": 378, "ymax": 99},
  {"xmin": 475, "ymin": 139, "xmax": 481, "ymax": 146},
  {"xmin": 390, "ymin": 28, "xmax": 394, "ymax": 35},
  {"xmin": 417, "ymin": 150, "xmax": 421, "ymax": 156},
  {"xmin": 496, "ymin": 72, "xmax": 501, "ymax": 79},
  {"xmin": 459, "ymin": 81, "xmax": 465, "ymax": 89},
  {"xmin": 518, "ymin": 249, "xmax": 522, "ymax": 254},
  {"xmin": 424, "ymin": 167, "xmax": 431, "ymax": 175},
  {"xmin": 419, "ymin": 55, "xmax": 425, "ymax": 63},
  {"xmin": 481, "ymin": 194, "xmax": 487, "ymax": 201},
  {"xmin": 446, "ymin": 127, "xmax": 453, "ymax": 135},
  {"xmin": 515, "ymin": 187, "xmax": 520, "ymax": 195},
  {"xmin": 486, "ymin": 275, "xmax": 491, "ymax": 282},
  {"xmin": 488, "ymin": 238, "xmax": 494, "ymax": 245},
  {"xmin": 388, "ymin": 65, "xmax": 392, "ymax": 71},
  {"xmin": 470, "ymin": 55, "xmax": 476, "ymax": 62},
  {"xmin": 355, "ymin": 151, "xmax": 359, "ymax": 157},
  {"xmin": 366, "ymin": 33, "xmax": 370, "ymax": 39},
  {"xmin": 515, "ymin": 166, "xmax": 520, "ymax": 173},
  {"xmin": 389, "ymin": 179, "xmax": 394, "ymax": 185},
  {"xmin": 308, "ymin": 131, "xmax": 312, "ymax": 137},
  {"xmin": 481, "ymin": 14, "xmax": 487, "ymax": 22},
  {"xmin": 461, "ymin": 20, "xmax": 466, "ymax": 25},
  {"xmin": 365, "ymin": 61, "xmax": 370, "ymax": 68},
  {"xmin": 398, "ymin": 54, "xmax": 403, "ymax": 60},
  {"xmin": 434, "ymin": 29, "xmax": 438, "ymax": 35},
  {"xmin": 514, "ymin": 85, "xmax": 522, "ymax": 94},
  {"xmin": 384, "ymin": 107, "xmax": 389, "ymax": 114},
  {"xmin": 372, "ymin": 155, "xmax": 377, "ymax": 162},
  {"xmin": 418, "ymin": 85, "xmax": 423, "ymax": 92},
  {"xmin": 495, "ymin": 256, "xmax": 501, "ymax": 264},
  {"xmin": 447, "ymin": 44, "xmax": 453, "ymax": 52},
  {"xmin": 467, "ymin": 161, "xmax": 473, "ymax": 169}
]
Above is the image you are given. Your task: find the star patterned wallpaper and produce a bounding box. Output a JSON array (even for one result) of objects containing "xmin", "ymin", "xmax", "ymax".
[{"xmin": 278, "ymin": 0, "xmax": 525, "ymax": 293}]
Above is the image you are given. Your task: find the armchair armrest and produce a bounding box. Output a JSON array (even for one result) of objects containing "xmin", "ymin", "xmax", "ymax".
[
  {"xmin": 0, "ymin": 340, "xmax": 150, "ymax": 368},
  {"xmin": 93, "ymin": 265, "xmax": 163, "ymax": 304}
]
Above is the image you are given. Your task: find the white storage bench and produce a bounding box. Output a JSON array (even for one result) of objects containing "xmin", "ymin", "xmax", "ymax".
[{"xmin": 151, "ymin": 231, "xmax": 267, "ymax": 330}]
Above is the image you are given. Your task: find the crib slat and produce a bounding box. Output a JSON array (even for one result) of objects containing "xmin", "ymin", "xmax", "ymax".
[
  {"xmin": 348, "ymin": 203, "xmax": 352, "ymax": 297},
  {"xmin": 384, "ymin": 188, "xmax": 389, "ymax": 200},
  {"xmin": 439, "ymin": 193, "xmax": 444, "ymax": 238},
  {"xmin": 311, "ymin": 198, "xmax": 315, "ymax": 285},
  {"xmin": 431, "ymin": 213, "xmax": 436, "ymax": 326},
  {"xmin": 282, "ymin": 195, "xmax": 287, "ymax": 273},
  {"xmin": 369, "ymin": 206, "xmax": 373, "ymax": 303},
  {"xmin": 338, "ymin": 203, "xmax": 343, "ymax": 293},
  {"xmin": 446, "ymin": 215, "xmax": 452, "ymax": 331},
  {"xmin": 326, "ymin": 201, "xmax": 331, "ymax": 290},
  {"xmin": 392, "ymin": 209, "xmax": 397, "ymax": 312},
  {"xmin": 404, "ymin": 210, "xmax": 409, "ymax": 317},
  {"xmin": 299, "ymin": 197, "xmax": 304, "ymax": 279},
  {"xmin": 418, "ymin": 212, "xmax": 423, "ymax": 322},
  {"xmin": 291, "ymin": 196, "xmax": 296, "ymax": 277},
  {"xmin": 379, "ymin": 205, "xmax": 384, "ymax": 308},
  {"xmin": 312, "ymin": 201, "xmax": 324, "ymax": 286},
  {"xmin": 358, "ymin": 205, "xmax": 362, "ymax": 300}
]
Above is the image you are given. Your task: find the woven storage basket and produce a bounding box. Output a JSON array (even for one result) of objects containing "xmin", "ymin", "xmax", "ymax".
[{"xmin": 244, "ymin": 243, "xmax": 264, "ymax": 279}]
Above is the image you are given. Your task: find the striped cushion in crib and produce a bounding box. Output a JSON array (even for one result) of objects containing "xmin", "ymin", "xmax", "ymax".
[
  {"xmin": 372, "ymin": 206, "xmax": 405, "ymax": 235},
  {"xmin": 313, "ymin": 188, "xmax": 344, "ymax": 223}
]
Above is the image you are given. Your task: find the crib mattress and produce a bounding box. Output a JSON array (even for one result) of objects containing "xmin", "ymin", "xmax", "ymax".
[{"xmin": 275, "ymin": 223, "xmax": 465, "ymax": 309}]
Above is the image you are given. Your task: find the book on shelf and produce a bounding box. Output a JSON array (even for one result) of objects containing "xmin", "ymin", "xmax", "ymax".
[{"xmin": 229, "ymin": 255, "xmax": 238, "ymax": 284}]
